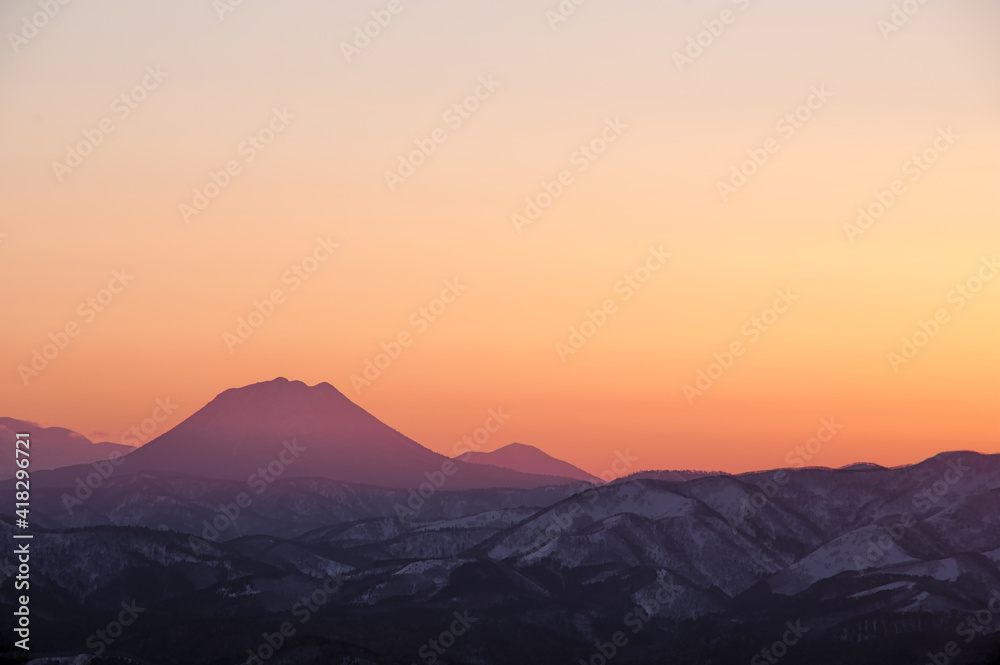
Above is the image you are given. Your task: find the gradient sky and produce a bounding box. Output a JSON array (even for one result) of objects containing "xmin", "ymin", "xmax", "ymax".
[{"xmin": 1, "ymin": 0, "xmax": 998, "ymax": 476}]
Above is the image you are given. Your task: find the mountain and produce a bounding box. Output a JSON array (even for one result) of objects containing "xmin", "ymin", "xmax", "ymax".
[
  {"xmin": 840, "ymin": 462, "xmax": 886, "ymax": 471},
  {"xmin": 0, "ymin": 417, "xmax": 134, "ymax": 479},
  {"xmin": 459, "ymin": 442, "xmax": 600, "ymax": 483},
  {"xmin": 7, "ymin": 450, "xmax": 1000, "ymax": 664},
  {"xmin": 86, "ymin": 378, "xmax": 579, "ymax": 490},
  {"xmin": 617, "ymin": 468, "xmax": 727, "ymax": 482}
]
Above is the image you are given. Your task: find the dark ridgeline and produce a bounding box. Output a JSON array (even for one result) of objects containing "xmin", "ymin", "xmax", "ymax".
[{"xmin": 1, "ymin": 379, "xmax": 999, "ymax": 664}]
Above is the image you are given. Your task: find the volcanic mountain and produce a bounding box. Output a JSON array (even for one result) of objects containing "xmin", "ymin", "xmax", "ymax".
[
  {"xmin": 459, "ymin": 442, "xmax": 601, "ymax": 483},
  {"xmin": 104, "ymin": 378, "xmax": 580, "ymax": 490}
]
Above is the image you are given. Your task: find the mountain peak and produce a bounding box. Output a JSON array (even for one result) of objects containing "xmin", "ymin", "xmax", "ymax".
[
  {"xmin": 180, "ymin": 378, "xmax": 381, "ymax": 443},
  {"xmin": 108, "ymin": 378, "xmax": 580, "ymax": 490},
  {"xmin": 222, "ymin": 377, "xmax": 344, "ymax": 396},
  {"xmin": 493, "ymin": 442, "xmax": 534, "ymax": 452},
  {"xmin": 459, "ymin": 441, "xmax": 600, "ymax": 483},
  {"xmin": 838, "ymin": 462, "xmax": 885, "ymax": 471}
]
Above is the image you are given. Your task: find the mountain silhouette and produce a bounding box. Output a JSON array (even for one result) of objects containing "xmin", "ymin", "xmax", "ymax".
[
  {"xmin": 459, "ymin": 442, "xmax": 600, "ymax": 483},
  {"xmin": 0, "ymin": 417, "xmax": 134, "ymax": 479},
  {"xmin": 100, "ymin": 378, "xmax": 580, "ymax": 490}
]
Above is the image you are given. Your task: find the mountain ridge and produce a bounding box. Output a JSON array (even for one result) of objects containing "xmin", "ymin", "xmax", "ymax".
[
  {"xmin": 458, "ymin": 442, "xmax": 601, "ymax": 483},
  {"xmin": 0, "ymin": 417, "xmax": 134, "ymax": 480},
  {"xmin": 20, "ymin": 378, "xmax": 585, "ymax": 491}
]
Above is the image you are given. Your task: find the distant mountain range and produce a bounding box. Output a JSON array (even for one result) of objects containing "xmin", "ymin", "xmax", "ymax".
[
  {"xmin": 4, "ymin": 378, "xmax": 999, "ymax": 664},
  {"xmin": 459, "ymin": 442, "xmax": 601, "ymax": 483},
  {"xmin": 0, "ymin": 417, "xmax": 133, "ymax": 480},
  {"xmin": 5, "ymin": 450, "xmax": 1000, "ymax": 664}
]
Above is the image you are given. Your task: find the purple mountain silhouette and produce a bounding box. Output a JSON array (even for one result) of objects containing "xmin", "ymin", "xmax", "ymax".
[
  {"xmin": 459, "ymin": 442, "xmax": 600, "ymax": 483},
  {"xmin": 0, "ymin": 418, "xmax": 134, "ymax": 480},
  {"xmin": 114, "ymin": 378, "xmax": 579, "ymax": 489}
]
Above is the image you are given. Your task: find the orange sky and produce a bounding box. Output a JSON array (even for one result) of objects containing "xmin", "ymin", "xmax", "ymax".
[{"xmin": 1, "ymin": 0, "xmax": 998, "ymax": 476}]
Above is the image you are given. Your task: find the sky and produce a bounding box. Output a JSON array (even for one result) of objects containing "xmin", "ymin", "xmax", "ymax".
[{"xmin": 1, "ymin": 0, "xmax": 998, "ymax": 476}]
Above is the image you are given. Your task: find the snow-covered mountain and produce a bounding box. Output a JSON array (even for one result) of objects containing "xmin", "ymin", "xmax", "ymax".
[{"xmin": 5, "ymin": 450, "xmax": 1000, "ymax": 664}]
